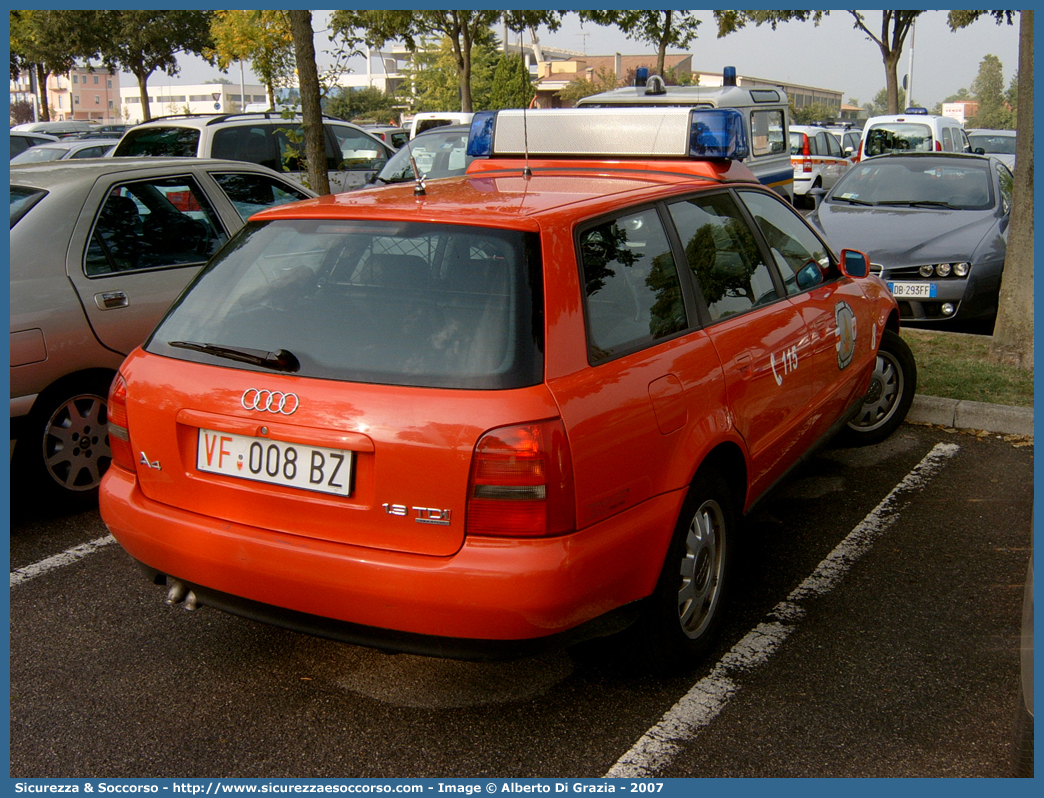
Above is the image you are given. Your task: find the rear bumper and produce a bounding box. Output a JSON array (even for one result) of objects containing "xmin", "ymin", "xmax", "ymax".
[{"xmin": 101, "ymin": 466, "xmax": 681, "ymax": 651}]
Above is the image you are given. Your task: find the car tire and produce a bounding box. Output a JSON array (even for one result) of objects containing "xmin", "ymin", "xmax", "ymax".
[
  {"xmin": 840, "ymin": 329, "xmax": 917, "ymax": 446},
  {"xmin": 635, "ymin": 470, "xmax": 735, "ymax": 672},
  {"xmin": 13, "ymin": 374, "xmax": 114, "ymax": 506}
]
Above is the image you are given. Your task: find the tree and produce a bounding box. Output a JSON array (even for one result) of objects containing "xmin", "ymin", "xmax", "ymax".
[
  {"xmin": 394, "ymin": 31, "xmax": 500, "ymax": 112},
  {"xmin": 332, "ymin": 11, "xmax": 559, "ymax": 113},
  {"xmin": 208, "ymin": 10, "xmax": 295, "ymax": 110},
  {"xmin": 864, "ymin": 86, "xmax": 908, "ymax": 117},
  {"xmin": 715, "ymin": 11, "xmax": 921, "ymax": 114},
  {"xmin": 790, "ymin": 102, "xmax": 838, "ymax": 125},
  {"xmin": 326, "ymin": 86, "xmax": 398, "ymax": 122},
  {"xmin": 578, "ymin": 11, "xmax": 702, "ymax": 78},
  {"xmin": 556, "ymin": 67, "xmax": 622, "ymax": 106},
  {"xmin": 488, "ymin": 54, "xmax": 535, "ymax": 111},
  {"xmin": 288, "ymin": 10, "xmax": 329, "ymax": 196},
  {"xmin": 10, "ymin": 99, "xmax": 35, "ymax": 126},
  {"xmin": 10, "ymin": 10, "xmax": 88, "ymax": 122},
  {"xmin": 970, "ymin": 54, "xmax": 1015, "ymax": 128},
  {"xmin": 78, "ymin": 11, "xmax": 215, "ymax": 122},
  {"xmin": 949, "ymin": 11, "xmax": 1030, "ymax": 369}
]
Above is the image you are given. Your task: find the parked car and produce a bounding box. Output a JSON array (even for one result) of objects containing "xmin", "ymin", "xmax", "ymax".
[
  {"xmin": 99, "ymin": 107, "xmax": 914, "ymax": 670},
  {"xmin": 857, "ymin": 110, "xmax": 971, "ymax": 161},
  {"xmin": 362, "ymin": 125, "xmax": 409, "ymax": 149},
  {"xmin": 370, "ymin": 124, "xmax": 473, "ymax": 186},
  {"xmin": 820, "ymin": 123, "xmax": 862, "ymax": 158},
  {"xmin": 808, "ymin": 152, "xmax": 1012, "ymax": 328},
  {"xmin": 11, "ymin": 119, "xmax": 96, "ymax": 137},
  {"xmin": 111, "ymin": 113, "xmax": 394, "ymax": 193},
  {"xmin": 10, "ymin": 138, "xmax": 115, "ymax": 163},
  {"xmin": 408, "ymin": 111, "xmax": 474, "ymax": 139},
  {"xmin": 10, "ymin": 158, "xmax": 316, "ymax": 504},
  {"xmin": 968, "ymin": 128, "xmax": 1017, "ymax": 171},
  {"xmin": 87, "ymin": 123, "xmax": 128, "ymax": 139},
  {"xmin": 10, "ymin": 131, "xmax": 59, "ymax": 159},
  {"xmin": 577, "ymin": 67, "xmax": 794, "ymax": 203},
  {"xmin": 789, "ymin": 124, "xmax": 851, "ymax": 208}
]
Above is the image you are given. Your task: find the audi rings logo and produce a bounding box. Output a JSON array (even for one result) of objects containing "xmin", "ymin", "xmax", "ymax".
[{"xmin": 241, "ymin": 389, "xmax": 300, "ymax": 415}]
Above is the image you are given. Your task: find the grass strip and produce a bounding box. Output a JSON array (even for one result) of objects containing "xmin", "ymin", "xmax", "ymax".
[{"xmin": 901, "ymin": 328, "xmax": 1034, "ymax": 408}]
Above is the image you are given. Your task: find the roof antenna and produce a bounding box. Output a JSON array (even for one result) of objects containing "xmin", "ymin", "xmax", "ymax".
[
  {"xmin": 403, "ymin": 130, "xmax": 426, "ymax": 195},
  {"xmin": 520, "ymin": 30, "xmax": 532, "ymax": 178},
  {"xmin": 409, "ymin": 149, "xmax": 426, "ymax": 195}
]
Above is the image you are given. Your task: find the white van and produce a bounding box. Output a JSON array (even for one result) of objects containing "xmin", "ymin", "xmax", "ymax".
[
  {"xmin": 858, "ymin": 110, "xmax": 971, "ymax": 161},
  {"xmin": 409, "ymin": 112, "xmax": 474, "ymax": 139},
  {"xmin": 577, "ymin": 68, "xmax": 794, "ymax": 202}
]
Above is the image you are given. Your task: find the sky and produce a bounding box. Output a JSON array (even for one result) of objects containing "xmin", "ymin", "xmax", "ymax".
[{"xmin": 140, "ymin": 10, "xmax": 1022, "ymax": 111}]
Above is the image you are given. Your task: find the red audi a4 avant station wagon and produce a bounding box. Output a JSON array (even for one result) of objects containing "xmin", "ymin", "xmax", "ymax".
[{"xmin": 100, "ymin": 107, "xmax": 915, "ymax": 669}]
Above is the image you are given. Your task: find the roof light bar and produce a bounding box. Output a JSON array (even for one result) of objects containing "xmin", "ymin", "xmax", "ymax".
[{"xmin": 466, "ymin": 107, "xmax": 749, "ymax": 161}]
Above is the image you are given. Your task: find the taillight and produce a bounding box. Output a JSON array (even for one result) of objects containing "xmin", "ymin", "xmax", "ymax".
[
  {"xmin": 801, "ymin": 135, "xmax": 812, "ymax": 173},
  {"xmin": 466, "ymin": 419, "xmax": 575, "ymax": 537},
  {"xmin": 108, "ymin": 373, "xmax": 136, "ymax": 472},
  {"xmin": 935, "ymin": 140, "xmax": 942, "ymax": 151}
]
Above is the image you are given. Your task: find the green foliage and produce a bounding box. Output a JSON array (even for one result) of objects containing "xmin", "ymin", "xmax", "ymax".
[
  {"xmin": 556, "ymin": 67, "xmax": 622, "ymax": 105},
  {"xmin": 332, "ymin": 11, "xmax": 559, "ymax": 113},
  {"xmin": 790, "ymin": 102, "xmax": 839, "ymax": 125},
  {"xmin": 970, "ymin": 54, "xmax": 1015, "ymax": 129},
  {"xmin": 10, "ymin": 99, "xmax": 34, "ymax": 125},
  {"xmin": 621, "ymin": 65, "xmax": 697, "ymax": 86},
  {"xmin": 208, "ymin": 10, "xmax": 295, "ymax": 106},
  {"xmin": 487, "ymin": 55, "xmax": 534, "ymax": 111},
  {"xmin": 946, "ymin": 10, "xmax": 1017, "ymax": 31},
  {"xmin": 393, "ymin": 34, "xmax": 499, "ymax": 112},
  {"xmin": 864, "ymin": 87, "xmax": 908, "ymax": 116},
  {"xmin": 326, "ymin": 86, "xmax": 398, "ymax": 122}
]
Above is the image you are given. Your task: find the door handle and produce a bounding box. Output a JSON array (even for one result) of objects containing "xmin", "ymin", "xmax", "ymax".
[
  {"xmin": 95, "ymin": 291, "xmax": 129, "ymax": 310},
  {"xmin": 734, "ymin": 351, "xmax": 753, "ymax": 377}
]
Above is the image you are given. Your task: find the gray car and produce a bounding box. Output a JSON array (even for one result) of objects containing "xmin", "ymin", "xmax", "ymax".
[
  {"xmin": 10, "ymin": 158, "xmax": 316, "ymax": 503},
  {"xmin": 968, "ymin": 128, "xmax": 1017, "ymax": 171},
  {"xmin": 807, "ymin": 152, "xmax": 1012, "ymax": 329},
  {"xmin": 111, "ymin": 113, "xmax": 394, "ymax": 193},
  {"xmin": 370, "ymin": 124, "xmax": 474, "ymax": 186},
  {"xmin": 10, "ymin": 138, "xmax": 115, "ymax": 163},
  {"xmin": 10, "ymin": 131, "xmax": 59, "ymax": 159}
]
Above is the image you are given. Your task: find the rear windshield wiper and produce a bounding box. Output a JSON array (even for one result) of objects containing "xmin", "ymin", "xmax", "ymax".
[
  {"xmin": 168, "ymin": 341, "xmax": 300, "ymax": 373},
  {"xmin": 875, "ymin": 199, "xmax": 959, "ymax": 209}
]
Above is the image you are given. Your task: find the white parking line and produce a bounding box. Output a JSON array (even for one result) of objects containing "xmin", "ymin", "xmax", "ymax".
[
  {"xmin": 10, "ymin": 534, "xmax": 117, "ymax": 588},
  {"xmin": 605, "ymin": 442, "xmax": 962, "ymax": 778}
]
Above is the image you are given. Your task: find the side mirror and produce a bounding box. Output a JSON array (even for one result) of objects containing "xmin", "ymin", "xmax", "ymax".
[
  {"xmin": 810, "ymin": 185, "xmax": 827, "ymax": 210},
  {"xmin": 839, "ymin": 249, "xmax": 870, "ymax": 279},
  {"xmin": 974, "ymin": 147, "xmax": 986, "ymax": 156}
]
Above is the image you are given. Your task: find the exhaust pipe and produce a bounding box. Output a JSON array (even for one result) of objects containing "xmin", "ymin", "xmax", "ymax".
[{"xmin": 165, "ymin": 578, "xmax": 199, "ymax": 611}]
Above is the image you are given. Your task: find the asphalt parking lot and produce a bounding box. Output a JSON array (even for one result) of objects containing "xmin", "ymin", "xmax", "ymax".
[{"xmin": 9, "ymin": 422, "xmax": 1033, "ymax": 778}]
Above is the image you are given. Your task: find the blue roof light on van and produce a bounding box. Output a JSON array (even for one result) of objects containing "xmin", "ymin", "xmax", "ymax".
[
  {"xmin": 466, "ymin": 107, "xmax": 749, "ymax": 161},
  {"xmin": 904, "ymin": 107, "xmax": 929, "ymax": 114}
]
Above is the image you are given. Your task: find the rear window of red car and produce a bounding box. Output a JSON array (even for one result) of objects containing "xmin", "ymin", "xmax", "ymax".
[{"xmin": 146, "ymin": 219, "xmax": 544, "ymax": 390}]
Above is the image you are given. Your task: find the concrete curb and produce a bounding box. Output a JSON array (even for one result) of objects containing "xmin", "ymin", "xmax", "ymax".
[{"xmin": 908, "ymin": 394, "xmax": 1034, "ymax": 437}]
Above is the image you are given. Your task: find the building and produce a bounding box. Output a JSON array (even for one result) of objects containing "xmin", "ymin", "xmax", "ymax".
[
  {"xmin": 120, "ymin": 82, "xmax": 269, "ymax": 124},
  {"xmin": 10, "ymin": 63, "xmax": 121, "ymax": 123},
  {"xmin": 530, "ymin": 59, "xmax": 843, "ymax": 113},
  {"xmin": 337, "ymin": 40, "xmax": 583, "ymax": 100}
]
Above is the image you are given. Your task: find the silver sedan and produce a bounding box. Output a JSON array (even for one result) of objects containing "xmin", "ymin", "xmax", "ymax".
[{"xmin": 10, "ymin": 158, "xmax": 316, "ymax": 504}]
